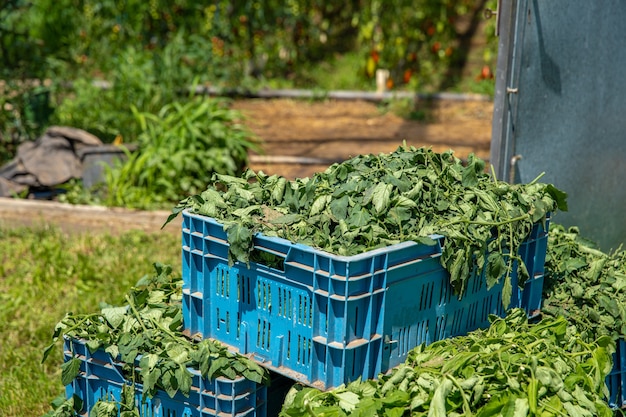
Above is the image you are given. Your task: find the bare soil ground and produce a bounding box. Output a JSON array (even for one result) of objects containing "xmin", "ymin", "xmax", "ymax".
[
  {"xmin": 0, "ymin": 98, "xmax": 493, "ymax": 235},
  {"xmin": 236, "ymin": 98, "xmax": 493, "ymax": 179}
]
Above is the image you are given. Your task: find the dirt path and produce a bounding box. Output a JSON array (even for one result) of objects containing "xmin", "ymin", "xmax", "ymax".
[
  {"xmin": 235, "ymin": 98, "xmax": 493, "ymax": 179},
  {"xmin": 0, "ymin": 98, "xmax": 493, "ymax": 234}
]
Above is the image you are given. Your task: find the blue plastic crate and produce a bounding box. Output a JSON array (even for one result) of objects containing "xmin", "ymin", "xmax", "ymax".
[
  {"xmin": 63, "ymin": 337, "xmax": 280, "ymax": 417},
  {"xmin": 607, "ymin": 338, "xmax": 626, "ymax": 409},
  {"xmin": 181, "ymin": 210, "xmax": 550, "ymax": 390},
  {"xmin": 510, "ymin": 216, "xmax": 551, "ymax": 317}
]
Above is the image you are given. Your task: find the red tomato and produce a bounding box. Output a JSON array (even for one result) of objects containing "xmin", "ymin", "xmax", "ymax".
[{"xmin": 403, "ymin": 69, "xmax": 412, "ymax": 84}]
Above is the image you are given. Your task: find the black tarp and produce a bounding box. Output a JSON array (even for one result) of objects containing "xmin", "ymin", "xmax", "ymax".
[{"xmin": 0, "ymin": 126, "xmax": 102, "ymax": 197}]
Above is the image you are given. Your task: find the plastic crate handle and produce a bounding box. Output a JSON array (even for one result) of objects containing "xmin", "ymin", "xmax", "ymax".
[{"xmin": 251, "ymin": 238, "xmax": 289, "ymax": 271}]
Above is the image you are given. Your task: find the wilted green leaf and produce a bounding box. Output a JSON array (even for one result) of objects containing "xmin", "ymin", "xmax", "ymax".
[
  {"xmin": 371, "ymin": 182, "xmax": 393, "ymax": 215},
  {"xmin": 101, "ymin": 306, "xmax": 128, "ymax": 329},
  {"xmin": 61, "ymin": 357, "xmax": 81, "ymax": 386}
]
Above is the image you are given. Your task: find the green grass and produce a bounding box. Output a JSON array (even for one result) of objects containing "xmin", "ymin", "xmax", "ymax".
[{"xmin": 0, "ymin": 224, "xmax": 181, "ymax": 416}]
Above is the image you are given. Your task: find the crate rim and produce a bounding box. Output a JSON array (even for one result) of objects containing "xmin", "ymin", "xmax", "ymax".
[
  {"xmin": 182, "ymin": 209, "xmax": 445, "ymax": 261},
  {"xmin": 63, "ymin": 335, "xmax": 254, "ymax": 385}
]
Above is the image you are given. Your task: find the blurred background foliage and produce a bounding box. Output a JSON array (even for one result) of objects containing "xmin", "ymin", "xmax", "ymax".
[
  {"xmin": 2, "ymin": 0, "xmax": 497, "ymax": 88},
  {"xmin": 0, "ymin": 0, "xmax": 497, "ymax": 206}
]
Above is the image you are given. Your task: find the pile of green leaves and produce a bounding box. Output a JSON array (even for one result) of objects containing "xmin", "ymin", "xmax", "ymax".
[
  {"xmin": 167, "ymin": 145, "xmax": 567, "ymax": 307},
  {"xmin": 542, "ymin": 224, "xmax": 626, "ymax": 343},
  {"xmin": 280, "ymin": 309, "xmax": 615, "ymax": 416},
  {"xmin": 43, "ymin": 263, "xmax": 269, "ymax": 409},
  {"xmin": 44, "ymin": 385, "xmax": 138, "ymax": 417}
]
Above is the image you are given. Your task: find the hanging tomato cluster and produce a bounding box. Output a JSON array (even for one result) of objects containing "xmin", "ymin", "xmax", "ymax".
[{"xmin": 360, "ymin": 0, "xmax": 497, "ymax": 90}]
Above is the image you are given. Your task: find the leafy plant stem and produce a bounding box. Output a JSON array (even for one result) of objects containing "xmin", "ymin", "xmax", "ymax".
[
  {"xmin": 124, "ymin": 294, "xmax": 149, "ymax": 333},
  {"xmin": 445, "ymin": 374, "xmax": 474, "ymax": 416},
  {"xmin": 527, "ymin": 172, "xmax": 546, "ymax": 186},
  {"xmin": 149, "ymin": 317, "xmax": 187, "ymax": 344},
  {"xmin": 444, "ymin": 213, "xmax": 530, "ymax": 228},
  {"xmin": 59, "ymin": 314, "xmax": 101, "ymax": 335}
]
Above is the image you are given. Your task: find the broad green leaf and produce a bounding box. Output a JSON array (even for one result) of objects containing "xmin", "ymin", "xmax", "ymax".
[
  {"xmin": 405, "ymin": 179, "xmax": 424, "ymax": 200},
  {"xmin": 415, "ymin": 236, "xmax": 438, "ymax": 246},
  {"xmin": 166, "ymin": 343, "xmax": 189, "ymax": 365},
  {"xmin": 310, "ymin": 194, "xmax": 331, "ymax": 216},
  {"xmin": 199, "ymin": 201, "xmax": 219, "ymax": 218},
  {"xmin": 329, "ymin": 195, "xmax": 350, "ymax": 220},
  {"xmin": 61, "ymin": 357, "xmax": 81, "ymax": 386},
  {"xmin": 352, "ymin": 397, "xmax": 382, "ymax": 417},
  {"xmin": 348, "ymin": 379, "xmax": 377, "ymax": 398},
  {"xmin": 585, "ymin": 258, "xmax": 607, "ymax": 283},
  {"xmin": 86, "ymin": 339, "xmax": 101, "ymax": 353},
  {"xmin": 105, "ymin": 345, "xmax": 119, "ymax": 361},
  {"xmin": 564, "ymin": 257, "xmax": 588, "ymax": 273},
  {"xmin": 269, "ymin": 213, "xmax": 302, "ymax": 225},
  {"xmin": 475, "ymin": 394, "xmax": 508, "ymax": 416},
  {"xmin": 207, "ymin": 356, "xmax": 231, "ymax": 379},
  {"xmin": 428, "ymin": 378, "xmax": 453, "ymax": 417},
  {"xmin": 486, "ymin": 252, "xmax": 506, "ymax": 288},
  {"xmin": 174, "ymin": 365, "xmax": 193, "ymax": 396},
  {"xmin": 140, "ymin": 353, "xmax": 160, "ymax": 371},
  {"xmin": 335, "ymin": 391, "xmax": 360, "ymax": 412},
  {"xmin": 388, "ymin": 206, "xmax": 412, "ymax": 223},
  {"xmin": 611, "ymin": 272, "xmax": 626, "ymax": 291},
  {"xmin": 225, "ymin": 223, "xmax": 253, "ymax": 265},
  {"xmin": 562, "ymin": 401, "xmax": 593, "ymax": 417},
  {"xmin": 241, "ymin": 359, "xmax": 266, "ymax": 384},
  {"xmin": 435, "ymin": 197, "xmax": 450, "ymax": 211},
  {"xmin": 101, "ymin": 306, "xmax": 128, "ymax": 329},
  {"xmin": 89, "ymin": 401, "xmax": 118, "ymax": 417},
  {"xmin": 231, "ymin": 205, "xmax": 261, "ymax": 218},
  {"xmin": 441, "ymin": 351, "xmax": 477, "ymax": 374},
  {"xmin": 346, "ymin": 208, "xmax": 372, "ymax": 228},
  {"xmin": 530, "ymin": 199, "xmax": 547, "ymax": 223},
  {"xmin": 147, "ymin": 290, "xmax": 166, "ymax": 305},
  {"xmin": 42, "ymin": 343, "xmax": 57, "ymax": 364},
  {"xmin": 461, "ymin": 155, "xmax": 484, "ymax": 187},
  {"xmin": 271, "ymin": 177, "xmax": 287, "ymax": 203},
  {"xmin": 371, "ymin": 182, "xmax": 393, "ymax": 215},
  {"xmin": 448, "ymin": 249, "xmax": 465, "ymax": 291},
  {"xmin": 516, "ymin": 261, "xmax": 529, "ymax": 287},
  {"xmin": 546, "ymin": 183, "xmax": 568, "ymax": 211},
  {"xmin": 242, "ymin": 368, "xmax": 264, "ymax": 384},
  {"xmin": 535, "ymin": 366, "xmax": 556, "ymax": 388},
  {"xmin": 122, "ymin": 317, "xmax": 141, "ymax": 334},
  {"xmin": 409, "ymin": 394, "xmax": 428, "ymax": 412},
  {"xmin": 383, "ymin": 173, "xmax": 410, "ymax": 192},
  {"xmin": 384, "ymin": 407, "xmax": 405, "ymax": 417},
  {"xmin": 502, "ymin": 275, "xmax": 512, "ymax": 310},
  {"xmin": 162, "ymin": 369, "xmax": 178, "ymax": 398},
  {"xmin": 215, "ymin": 173, "xmax": 249, "ymax": 185},
  {"xmin": 379, "ymin": 389, "xmax": 410, "ymax": 406},
  {"xmin": 500, "ymin": 396, "xmax": 529, "ymax": 417}
]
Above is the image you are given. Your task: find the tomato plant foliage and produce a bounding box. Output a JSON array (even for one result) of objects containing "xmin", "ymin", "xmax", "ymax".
[
  {"xmin": 167, "ymin": 145, "xmax": 567, "ymax": 308},
  {"xmin": 43, "ymin": 263, "xmax": 269, "ymax": 416},
  {"xmin": 543, "ymin": 224, "xmax": 626, "ymax": 343},
  {"xmin": 280, "ymin": 309, "xmax": 614, "ymax": 416}
]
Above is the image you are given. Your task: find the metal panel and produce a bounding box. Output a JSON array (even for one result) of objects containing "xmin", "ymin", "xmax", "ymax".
[{"xmin": 491, "ymin": 0, "xmax": 626, "ymax": 251}]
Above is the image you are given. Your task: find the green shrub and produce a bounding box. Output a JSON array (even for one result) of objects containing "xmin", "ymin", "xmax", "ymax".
[
  {"xmin": 51, "ymin": 46, "xmax": 168, "ymax": 143},
  {"xmin": 101, "ymin": 96, "xmax": 261, "ymax": 209}
]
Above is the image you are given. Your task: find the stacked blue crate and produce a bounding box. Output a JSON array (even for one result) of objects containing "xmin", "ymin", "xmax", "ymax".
[
  {"xmin": 181, "ymin": 210, "xmax": 550, "ymax": 391},
  {"xmin": 510, "ymin": 215, "xmax": 551, "ymax": 317},
  {"xmin": 607, "ymin": 339, "xmax": 626, "ymax": 409},
  {"xmin": 63, "ymin": 337, "xmax": 286, "ymax": 417}
]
